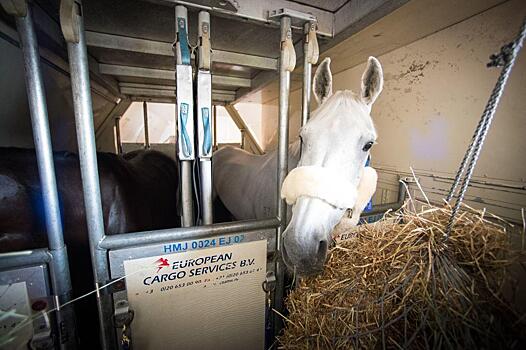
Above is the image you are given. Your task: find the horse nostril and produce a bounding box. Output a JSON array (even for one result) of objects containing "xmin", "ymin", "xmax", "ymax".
[{"xmin": 317, "ymin": 240, "xmax": 328, "ymax": 261}]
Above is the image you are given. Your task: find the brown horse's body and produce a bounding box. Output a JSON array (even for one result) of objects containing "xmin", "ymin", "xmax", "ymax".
[{"xmin": 0, "ymin": 147, "xmax": 180, "ymax": 348}]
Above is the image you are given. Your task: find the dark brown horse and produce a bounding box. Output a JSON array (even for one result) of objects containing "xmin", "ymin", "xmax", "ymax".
[{"xmin": 0, "ymin": 147, "xmax": 180, "ymax": 348}]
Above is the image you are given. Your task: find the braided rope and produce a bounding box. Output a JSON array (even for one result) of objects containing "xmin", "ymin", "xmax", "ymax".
[{"xmin": 445, "ymin": 17, "xmax": 526, "ymax": 237}]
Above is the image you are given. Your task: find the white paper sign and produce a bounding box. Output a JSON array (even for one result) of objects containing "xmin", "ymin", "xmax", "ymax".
[
  {"xmin": 0, "ymin": 282, "xmax": 32, "ymax": 349},
  {"xmin": 124, "ymin": 239, "xmax": 267, "ymax": 350}
]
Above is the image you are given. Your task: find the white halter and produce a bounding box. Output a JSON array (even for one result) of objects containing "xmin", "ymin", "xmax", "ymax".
[
  {"xmin": 281, "ymin": 165, "xmax": 358, "ymax": 209},
  {"xmin": 281, "ymin": 165, "xmax": 378, "ymax": 212}
]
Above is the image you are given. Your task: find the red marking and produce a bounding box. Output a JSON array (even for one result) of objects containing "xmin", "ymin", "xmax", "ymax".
[
  {"xmin": 155, "ymin": 258, "xmax": 170, "ymax": 273},
  {"xmin": 32, "ymin": 300, "xmax": 47, "ymax": 311}
]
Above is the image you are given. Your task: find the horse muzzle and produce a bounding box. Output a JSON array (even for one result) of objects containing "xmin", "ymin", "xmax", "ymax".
[
  {"xmin": 281, "ymin": 229, "xmax": 328, "ymax": 276},
  {"xmin": 281, "ymin": 196, "xmax": 345, "ymax": 276}
]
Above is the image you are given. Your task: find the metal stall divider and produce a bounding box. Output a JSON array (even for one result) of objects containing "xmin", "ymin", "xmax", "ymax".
[
  {"xmin": 268, "ymin": 8, "xmax": 318, "ymax": 337},
  {"xmin": 197, "ymin": 11, "xmax": 214, "ymax": 225},
  {"xmin": 143, "ymin": 102, "xmax": 150, "ymax": 149},
  {"xmin": 115, "ymin": 117, "xmax": 122, "ymax": 155},
  {"xmin": 59, "ymin": 0, "xmax": 114, "ymax": 348},
  {"xmin": 275, "ymin": 14, "xmax": 294, "ymax": 338},
  {"xmin": 0, "ymin": 1, "xmax": 76, "ymax": 348},
  {"xmin": 175, "ymin": 5, "xmax": 195, "ymax": 228},
  {"xmin": 55, "ymin": 1, "xmax": 320, "ymax": 348},
  {"xmin": 301, "ymin": 21, "xmax": 319, "ymax": 127}
]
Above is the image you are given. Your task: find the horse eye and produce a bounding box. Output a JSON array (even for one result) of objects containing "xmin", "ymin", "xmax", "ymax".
[{"xmin": 362, "ymin": 141, "xmax": 374, "ymax": 151}]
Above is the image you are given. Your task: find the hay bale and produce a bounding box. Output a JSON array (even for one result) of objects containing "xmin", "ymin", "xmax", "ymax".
[{"xmin": 279, "ymin": 204, "xmax": 525, "ymax": 349}]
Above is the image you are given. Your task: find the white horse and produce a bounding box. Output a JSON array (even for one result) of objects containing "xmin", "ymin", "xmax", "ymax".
[{"xmin": 213, "ymin": 57, "xmax": 383, "ymax": 275}]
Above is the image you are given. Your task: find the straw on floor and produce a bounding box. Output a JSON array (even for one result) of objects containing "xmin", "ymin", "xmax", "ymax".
[{"xmin": 278, "ymin": 203, "xmax": 525, "ymax": 349}]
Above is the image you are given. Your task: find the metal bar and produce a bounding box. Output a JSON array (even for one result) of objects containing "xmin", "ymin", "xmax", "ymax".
[
  {"xmin": 197, "ymin": 11, "xmax": 213, "ymax": 225},
  {"xmin": 85, "ymin": 31, "xmax": 278, "ymax": 70},
  {"xmin": 10, "ymin": 3, "xmax": 76, "ymax": 348},
  {"xmin": 274, "ymin": 15, "xmax": 293, "ymax": 338},
  {"xmin": 115, "ymin": 117, "xmax": 122, "ymax": 154},
  {"xmin": 143, "ymin": 101, "xmax": 150, "ymax": 149},
  {"xmin": 212, "ymin": 105, "xmax": 217, "ymax": 149},
  {"xmin": 213, "ymin": 75, "xmax": 251, "ymax": 88},
  {"xmin": 120, "ymin": 83, "xmax": 235, "ymax": 97},
  {"xmin": 120, "ymin": 85, "xmax": 236, "ymax": 102},
  {"xmin": 240, "ymin": 130, "xmax": 245, "ymax": 150},
  {"xmin": 175, "ymin": 5, "xmax": 195, "ymax": 227},
  {"xmin": 119, "ymin": 82, "xmax": 175, "ymax": 90},
  {"xmin": 15, "ymin": 3, "xmax": 65, "ymax": 264},
  {"xmin": 180, "ymin": 161, "xmax": 194, "ymax": 226},
  {"xmin": 94, "ymin": 98, "xmax": 132, "ymax": 140},
  {"xmin": 213, "ymin": 50, "xmax": 277, "ymax": 70},
  {"xmin": 120, "ymin": 87, "xmax": 175, "ymax": 97},
  {"xmin": 99, "ymin": 218, "xmax": 280, "ymax": 250},
  {"xmin": 0, "ymin": 248, "xmax": 51, "ymax": 270},
  {"xmin": 199, "ymin": 159, "xmax": 213, "ymax": 224},
  {"xmin": 127, "ymin": 94, "xmax": 235, "ymax": 104},
  {"xmin": 224, "ymin": 104, "xmax": 264, "ymax": 155},
  {"xmin": 100, "ymin": 64, "xmax": 251, "ymax": 88},
  {"xmin": 60, "ymin": 0, "xmax": 113, "ymax": 347},
  {"xmin": 149, "ymin": 0, "xmax": 334, "ymax": 37},
  {"xmin": 301, "ymin": 22, "xmax": 315, "ymax": 127},
  {"xmin": 277, "ymin": 16, "xmax": 292, "ymax": 237}
]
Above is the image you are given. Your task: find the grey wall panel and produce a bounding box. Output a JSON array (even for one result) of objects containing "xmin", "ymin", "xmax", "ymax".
[{"xmin": 0, "ymin": 35, "xmax": 117, "ymax": 152}]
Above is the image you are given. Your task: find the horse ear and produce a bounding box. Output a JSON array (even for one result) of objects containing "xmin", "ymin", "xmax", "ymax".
[
  {"xmin": 313, "ymin": 57, "xmax": 333, "ymax": 105},
  {"xmin": 361, "ymin": 56, "xmax": 383, "ymax": 105}
]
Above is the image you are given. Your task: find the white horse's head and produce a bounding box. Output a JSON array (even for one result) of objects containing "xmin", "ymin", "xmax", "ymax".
[{"xmin": 281, "ymin": 56, "xmax": 383, "ymax": 275}]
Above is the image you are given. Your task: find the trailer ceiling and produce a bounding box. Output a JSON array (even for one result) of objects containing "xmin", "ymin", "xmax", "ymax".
[{"xmin": 18, "ymin": 0, "xmax": 409, "ymax": 104}]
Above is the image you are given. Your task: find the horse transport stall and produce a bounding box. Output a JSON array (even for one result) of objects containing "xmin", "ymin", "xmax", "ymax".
[
  {"xmin": 3, "ymin": 0, "xmax": 524, "ymax": 349},
  {"xmin": 0, "ymin": 1, "xmax": 384, "ymax": 349}
]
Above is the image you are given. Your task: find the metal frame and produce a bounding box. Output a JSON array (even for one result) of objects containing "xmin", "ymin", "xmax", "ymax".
[
  {"xmin": 142, "ymin": 101, "xmax": 150, "ymax": 149},
  {"xmin": 301, "ymin": 21, "xmax": 318, "ymax": 126},
  {"xmin": 115, "ymin": 117, "xmax": 122, "ymax": 154},
  {"xmin": 175, "ymin": 5, "xmax": 196, "ymax": 227},
  {"xmin": 150, "ymin": 0, "xmax": 334, "ymax": 36},
  {"xmin": 224, "ymin": 104, "xmax": 264, "ymax": 155},
  {"xmin": 273, "ymin": 14, "xmax": 294, "ymax": 336},
  {"xmin": 197, "ymin": 11, "xmax": 214, "ymax": 225},
  {"xmin": 60, "ymin": 1, "xmax": 114, "ymax": 348},
  {"xmin": 55, "ymin": 0, "xmax": 318, "ymax": 347},
  {"xmin": 85, "ymin": 31, "xmax": 278, "ymax": 71},
  {"xmin": 0, "ymin": 1, "xmax": 76, "ymax": 348}
]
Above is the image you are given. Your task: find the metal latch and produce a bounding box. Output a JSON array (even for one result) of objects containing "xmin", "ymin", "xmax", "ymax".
[
  {"xmin": 114, "ymin": 300, "xmax": 134, "ymax": 328},
  {"xmin": 262, "ymin": 271, "xmax": 276, "ymax": 294},
  {"xmin": 28, "ymin": 311, "xmax": 53, "ymax": 350},
  {"xmin": 114, "ymin": 300, "xmax": 134, "ymax": 350}
]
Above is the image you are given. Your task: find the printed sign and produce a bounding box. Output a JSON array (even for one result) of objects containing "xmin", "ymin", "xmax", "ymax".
[
  {"xmin": 0, "ymin": 282, "xmax": 31, "ymax": 349},
  {"xmin": 124, "ymin": 239, "xmax": 267, "ymax": 350}
]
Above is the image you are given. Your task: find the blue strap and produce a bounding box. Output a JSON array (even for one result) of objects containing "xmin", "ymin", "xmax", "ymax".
[
  {"xmin": 180, "ymin": 102, "xmax": 192, "ymax": 157},
  {"xmin": 177, "ymin": 17, "xmax": 191, "ymax": 65},
  {"xmin": 364, "ymin": 155, "xmax": 373, "ymax": 213},
  {"xmin": 201, "ymin": 107, "xmax": 212, "ymax": 156}
]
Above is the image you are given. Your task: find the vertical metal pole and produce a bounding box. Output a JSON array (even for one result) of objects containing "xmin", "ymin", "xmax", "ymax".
[
  {"xmin": 212, "ymin": 104, "xmax": 217, "ymax": 149},
  {"xmin": 115, "ymin": 117, "xmax": 122, "ymax": 155},
  {"xmin": 60, "ymin": 0, "xmax": 113, "ymax": 348},
  {"xmin": 274, "ymin": 15, "xmax": 293, "ymax": 337},
  {"xmin": 301, "ymin": 21, "xmax": 318, "ymax": 127},
  {"xmin": 12, "ymin": 3, "xmax": 76, "ymax": 348},
  {"xmin": 199, "ymin": 159, "xmax": 213, "ymax": 224},
  {"xmin": 143, "ymin": 101, "xmax": 150, "ymax": 149},
  {"xmin": 197, "ymin": 11, "xmax": 213, "ymax": 225},
  {"xmin": 175, "ymin": 5, "xmax": 195, "ymax": 227},
  {"xmin": 240, "ymin": 130, "xmax": 245, "ymax": 150}
]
